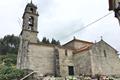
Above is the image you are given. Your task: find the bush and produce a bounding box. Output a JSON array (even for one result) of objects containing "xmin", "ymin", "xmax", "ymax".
[{"xmin": 0, "ymin": 66, "xmax": 24, "ymax": 80}]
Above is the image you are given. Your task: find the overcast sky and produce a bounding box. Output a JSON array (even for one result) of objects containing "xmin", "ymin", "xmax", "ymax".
[{"xmin": 0, "ymin": 0, "xmax": 120, "ymax": 52}]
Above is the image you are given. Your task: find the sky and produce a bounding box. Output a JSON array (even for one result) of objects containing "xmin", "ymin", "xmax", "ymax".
[{"xmin": 0, "ymin": 0, "xmax": 120, "ymax": 53}]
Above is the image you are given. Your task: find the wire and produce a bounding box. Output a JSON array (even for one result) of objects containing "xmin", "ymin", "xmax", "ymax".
[
  {"xmin": 17, "ymin": 17, "xmax": 22, "ymax": 28},
  {"xmin": 60, "ymin": 12, "xmax": 113, "ymax": 41}
]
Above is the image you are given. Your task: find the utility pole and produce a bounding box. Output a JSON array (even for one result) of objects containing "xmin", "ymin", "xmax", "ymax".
[{"xmin": 109, "ymin": 0, "xmax": 120, "ymax": 25}]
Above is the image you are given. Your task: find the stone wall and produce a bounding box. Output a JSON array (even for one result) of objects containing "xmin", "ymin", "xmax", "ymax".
[
  {"xmin": 18, "ymin": 42, "xmax": 75, "ymax": 77},
  {"xmin": 90, "ymin": 40, "xmax": 120, "ymax": 76},
  {"xmin": 28, "ymin": 44, "xmax": 55, "ymax": 76},
  {"xmin": 58, "ymin": 48, "xmax": 74, "ymax": 77},
  {"xmin": 21, "ymin": 30, "xmax": 38, "ymax": 43},
  {"xmin": 74, "ymin": 50, "xmax": 92, "ymax": 76},
  {"xmin": 17, "ymin": 39, "xmax": 29, "ymax": 69},
  {"xmin": 63, "ymin": 39, "xmax": 93, "ymax": 50},
  {"xmin": 17, "ymin": 39, "xmax": 120, "ymax": 78}
]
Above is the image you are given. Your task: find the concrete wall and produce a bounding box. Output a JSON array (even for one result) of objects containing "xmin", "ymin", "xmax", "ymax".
[{"xmin": 90, "ymin": 40, "xmax": 120, "ymax": 76}]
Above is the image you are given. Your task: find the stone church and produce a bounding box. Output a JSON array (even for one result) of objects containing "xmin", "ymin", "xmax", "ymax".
[{"xmin": 17, "ymin": 2, "xmax": 120, "ymax": 78}]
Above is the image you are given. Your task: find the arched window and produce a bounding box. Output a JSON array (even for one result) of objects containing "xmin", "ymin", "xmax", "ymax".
[
  {"xmin": 30, "ymin": 8, "xmax": 33, "ymax": 13},
  {"xmin": 65, "ymin": 49, "xmax": 68, "ymax": 56},
  {"xmin": 28, "ymin": 16, "xmax": 34, "ymax": 30},
  {"xmin": 104, "ymin": 50, "xmax": 107, "ymax": 57}
]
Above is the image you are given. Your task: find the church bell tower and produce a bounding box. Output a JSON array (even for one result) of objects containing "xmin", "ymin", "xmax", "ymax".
[
  {"xmin": 17, "ymin": 2, "xmax": 39, "ymax": 69},
  {"xmin": 21, "ymin": 1, "xmax": 39, "ymax": 43}
]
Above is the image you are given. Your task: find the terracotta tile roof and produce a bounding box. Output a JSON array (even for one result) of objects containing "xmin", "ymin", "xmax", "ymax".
[
  {"xmin": 74, "ymin": 39, "xmax": 93, "ymax": 44},
  {"xmin": 63, "ymin": 38, "xmax": 93, "ymax": 46},
  {"xmin": 74, "ymin": 44, "xmax": 93, "ymax": 53}
]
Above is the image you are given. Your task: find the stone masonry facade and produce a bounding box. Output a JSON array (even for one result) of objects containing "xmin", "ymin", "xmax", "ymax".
[{"xmin": 17, "ymin": 2, "xmax": 120, "ymax": 79}]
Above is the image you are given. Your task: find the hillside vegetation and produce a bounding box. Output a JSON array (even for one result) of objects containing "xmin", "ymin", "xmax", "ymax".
[{"xmin": 0, "ymin": 35, "xmax": 24, "ymax": 80}]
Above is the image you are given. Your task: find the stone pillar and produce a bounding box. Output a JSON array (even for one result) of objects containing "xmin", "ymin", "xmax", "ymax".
[{"xmin": 54, "ymin": 47, "xmax": 60, "ymax": 77}]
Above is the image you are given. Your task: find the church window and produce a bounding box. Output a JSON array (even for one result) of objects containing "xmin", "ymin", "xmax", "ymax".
[
  {"xmin": 68, "ymin": 66, "xmax": 74, "ymax": 75},
  {"xmin": 30, "ymin": 8, "xmax": 33, "ymax": 12},
  {"xmin": 65, "ymin": 49, "xmax": 68, "ymax": 56},
  {"xmin": 28, "ymin": 16, "xmax": 34, "ymax": 30},
  {"xmin": 104, "ymin": 50, "xmax": 107, "ymax": 57}
]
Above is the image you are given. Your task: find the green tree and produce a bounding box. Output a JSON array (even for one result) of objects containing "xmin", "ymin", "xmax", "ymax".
[
  {"xmin": 0, "ymin": 34, "xmax": 20, "ymax": 55},
  {"xmin": 51, "ymin": 38, "xmax": 56, "ymax": 45},
  {"xmin": 42, "ymin": 37, "xmax": 50, "ymax": 44},
  {"xmin": 0, "ymin": 35, "xmax": 24, "ymax": 80},
  {"xmin": 2, "ymin": 54, "xmax": 17, "ymax": 66},
  {"xmin": 51, "ymin": 38, "xmax": 60, "ymax": 45},
  {"xmin": 46, "ymin": 39, "xmax": 50, "ymax": 44},
  {"xmin": 56, "ymin": 40, "xmax": 60, "ymax": 45},
  {"xmin": 42, "ymin": 37, "xmax": 47, "ymax": 43}
]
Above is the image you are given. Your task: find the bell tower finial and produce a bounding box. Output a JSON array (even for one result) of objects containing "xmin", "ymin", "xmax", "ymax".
[{"xmin": 31, "ymin": 0, "xmax": 32, "ymax": 4}]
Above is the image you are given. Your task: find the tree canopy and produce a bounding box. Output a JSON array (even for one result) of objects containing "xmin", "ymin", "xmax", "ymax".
[
  {"xmin": 42, "ymin": 37, "xmax": 60, "ymax": 46},
  {"xmin": 0, "ymin": 35, "xmax": 24, "ymax": 80},
  {"xmin": 0, "ymin": 35, "xmax": 19, "ymax": 55}
]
